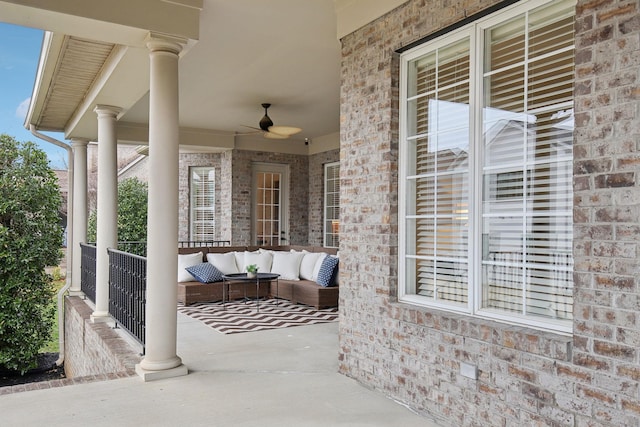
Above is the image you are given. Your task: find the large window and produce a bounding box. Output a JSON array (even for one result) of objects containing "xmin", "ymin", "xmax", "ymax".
[
  {"xmin": 190, "ymin": 167, "xmax": 215, "ymax": 241},
  {"xmin": 399, "ymin": 0, "xmax": 575, "ymax": 332},
  {"xmin": 324, "ymin": 162, "xmax": 340, "ymax": 248}
]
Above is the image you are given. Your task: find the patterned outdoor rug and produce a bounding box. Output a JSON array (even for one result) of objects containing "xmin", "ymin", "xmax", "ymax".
[{"xmin": 178, "ymin": 299, "xmax": 339, "ymax": 334}]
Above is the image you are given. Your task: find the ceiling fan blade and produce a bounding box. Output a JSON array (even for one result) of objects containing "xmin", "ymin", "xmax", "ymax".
[
  {"xmin": 241, "ymin": 125, "xmax": 263, "ymax": 132},
  {"xmin": 264, "ymin": 131, "xmax": 289, "ymax": 140},
  {"xmin": 268, "ymin": 125, "xmax": 302, "ymax": 136}
]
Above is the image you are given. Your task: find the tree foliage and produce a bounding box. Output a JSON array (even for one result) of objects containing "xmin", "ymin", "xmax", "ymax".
[
  {"xmin": 0, "ymin": 134, "xmax": 62, "ymax": 373},
  {"xmin": 87, "ymin": 177, "xmax": 148, "ymax": 256}
]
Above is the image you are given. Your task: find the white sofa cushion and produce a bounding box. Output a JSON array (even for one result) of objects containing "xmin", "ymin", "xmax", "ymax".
[
  {"xmin": 243, "ymin": 250, "xmax": 273, "ymax": 274},
  {"xmin": 270, "ymin": 251, "xmax": 304, "ymax": 280},
  {"xmin": 178, "ymin": 252, "xmax": 204, "ymax": 282},
  {"xmin": 232, "ymin": 251, "xmax": 245, "ymax": 272},
  {"xmin": 298, "ymin": 250, "xmax": 327, "ymax": 281},
  {"xmin": 206, "ymin": 252, "xmax": 239, "ymax": 275}
]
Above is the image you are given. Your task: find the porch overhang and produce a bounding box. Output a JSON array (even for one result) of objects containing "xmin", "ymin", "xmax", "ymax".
[{"xmin": 3, "ymin": 0, "xmax": 408, "ymax": 153}]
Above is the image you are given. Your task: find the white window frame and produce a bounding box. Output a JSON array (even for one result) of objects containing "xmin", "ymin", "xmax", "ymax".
[
  {"xmin": 398, "ymin": 0, "xmax": 575, "ymax": 334},
  {"xmin": 323, "ymin": 162, "xmax": 340, "ymax": 248},
  {"xmin": 189, "ymin": 166, "xmax": 215, "ymax": 241}
]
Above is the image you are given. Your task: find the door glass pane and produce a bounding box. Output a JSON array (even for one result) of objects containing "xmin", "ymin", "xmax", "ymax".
[
  {"xmin": 324, "ymin": 163, "xmax": 340, "ymax": 248},
  {"xmin": 256, "ymin": 171, "xmax": 281, "ymax": 246}
]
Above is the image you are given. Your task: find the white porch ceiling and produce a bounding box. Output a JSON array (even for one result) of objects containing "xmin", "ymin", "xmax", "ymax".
[{"xmin": 1, "ymin": 0, "xmax": 407, "ymax": 148}]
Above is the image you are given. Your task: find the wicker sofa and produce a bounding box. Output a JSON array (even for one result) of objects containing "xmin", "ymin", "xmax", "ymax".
[{"xmin": 177, "ymin": 245, "xmax": 339, "ymax": 309}]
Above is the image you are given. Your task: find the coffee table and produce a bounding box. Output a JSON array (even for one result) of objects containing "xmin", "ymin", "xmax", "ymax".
[{"xmin": 221, "ymin": 273, "xmax": 280, "ymax": 312}]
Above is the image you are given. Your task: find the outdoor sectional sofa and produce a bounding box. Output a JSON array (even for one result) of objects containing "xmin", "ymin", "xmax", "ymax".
[{"xmin": 177, "ymin": 245, "xmax": 339, "ymax": 309}]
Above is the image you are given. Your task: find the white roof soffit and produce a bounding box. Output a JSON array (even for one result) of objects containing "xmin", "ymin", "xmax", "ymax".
[
  {"xmin": 10, "ymin": 0, "xmax": 202, "ymax": 139},
  {"xmin": 27, "ymin": 33, "xmax": 117, "ymax": 133},
  {"xmin": 26, "ymin": 32, "xmax": 152, "ymax": 140}
]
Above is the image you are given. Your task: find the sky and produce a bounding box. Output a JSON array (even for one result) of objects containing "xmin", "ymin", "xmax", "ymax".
[{"xmin": 0, "ymin": 22, "xmax": 68, "ymax": 169}]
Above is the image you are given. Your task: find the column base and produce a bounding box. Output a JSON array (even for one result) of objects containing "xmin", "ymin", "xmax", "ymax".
[
  {"xmin": 135, "ymin": 363, "xmax": 188, "ymax": 382},
  {"xmin": 68, "ymin": 290, "xmax": 84, "ymax": 297},
  {"xmin": 90, "ymin": 311, "xmax": 111, "ymax": 323}
]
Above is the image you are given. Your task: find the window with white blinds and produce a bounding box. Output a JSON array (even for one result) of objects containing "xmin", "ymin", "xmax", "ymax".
[
  {"xmin": 190, "ymin": 167, "xmax": 215, "ymax": 241},
  {"xmin": 399, "ymin": 0, "xmax": 575, "ymax": 332},
  {"xmin": 324, "ymin": 162, "xmax": 340, "ymax": 248}
]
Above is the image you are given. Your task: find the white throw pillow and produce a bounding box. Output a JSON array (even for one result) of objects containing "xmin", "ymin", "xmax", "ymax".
[
  {"xmin": 298, "ymin": 251, "xmax": 327, "ymax": 281},
  {"xmin": 206, "ymin": 252, "xmax": 239, "ymax": 275},
  {"xmin": 243, "ymin": 250, "xmax": 273, "ymax": 273},
  {"xmin": 177, "ymin": 252, "xmax": 204, "ymax": 283},
  {"xmin": 270, "ymin": 251, "xmax": 304, "ymax": 280}
]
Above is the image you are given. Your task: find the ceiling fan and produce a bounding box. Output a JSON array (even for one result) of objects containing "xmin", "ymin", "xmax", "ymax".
[{"xmin": 245, "ymin": 103, "xmax": 302, "ymax": 139}]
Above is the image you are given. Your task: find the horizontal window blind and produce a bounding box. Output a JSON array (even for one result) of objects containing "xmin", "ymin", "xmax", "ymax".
[{"xmin": 190, "ymin": 167, "xmax": 215, "ymax": 241}]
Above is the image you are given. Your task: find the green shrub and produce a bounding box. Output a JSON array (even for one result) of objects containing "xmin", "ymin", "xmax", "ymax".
[
  {"xmin": 87, "ymin": 177, "xmax": 148, "ymax": 256},
  {"xmin": 0, "ymin": 134, "xmax": 62, "ymax": 373}
]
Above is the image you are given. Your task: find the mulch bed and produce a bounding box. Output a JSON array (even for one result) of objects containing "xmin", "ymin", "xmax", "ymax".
[{"xmin": 0, "ymin": 353, "xmax": 65, "ymax": 387}]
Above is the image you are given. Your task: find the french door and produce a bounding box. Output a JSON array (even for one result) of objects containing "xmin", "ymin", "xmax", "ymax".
[{"xmin": 252, "ymin": 163, "xmax": 289, "ymax": 246}]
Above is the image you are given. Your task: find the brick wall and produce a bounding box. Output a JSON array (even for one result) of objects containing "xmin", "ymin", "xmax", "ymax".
[
  {"xmin": 338, "ymin": 0, "xmax": 640, "ymax": 425},
  {"xmin": 572, "ymin": 0, "xmax": 640, "ymax": 424},
  {"xmin": 308, "ymin": 149, "xmax": 339, "ymax": 246},
  {"xmin": 177, "ymin": 149, "xmax": 318, "ymax": 245},
  {"xmin": 64, "ymin": 296, "xmax": 140, "ymax": 378}
]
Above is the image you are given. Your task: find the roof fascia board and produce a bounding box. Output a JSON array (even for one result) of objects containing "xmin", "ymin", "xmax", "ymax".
[{"xmin": 24, "ymin": 31, "xmax": 64, "ymax": 130}]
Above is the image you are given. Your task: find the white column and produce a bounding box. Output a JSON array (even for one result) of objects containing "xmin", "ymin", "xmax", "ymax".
[
  {"xmin": 136, "ymin": 34, "xmax": 188, "ymax": 381},
  {"xmin": 91, "ymin": 106, "xmax": 120, "ymax": 323},
  {"xmin": 70, "ymin": 138, "xmax": 89, "ymax": 295}
]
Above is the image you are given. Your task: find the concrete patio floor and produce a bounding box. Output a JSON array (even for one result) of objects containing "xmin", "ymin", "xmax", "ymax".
[{"xmin": 0, "ymin": 310, "xmax": 441, "ymax": 426}]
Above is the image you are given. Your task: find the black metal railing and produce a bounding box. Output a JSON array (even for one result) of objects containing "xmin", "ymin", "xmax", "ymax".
[
  {"xmin": 80, "ymin": 243, "xmax": 97, "ymax": 303},
  {"xmin": 87, "ymin": 241, "xmax": 147, "ymax": 256},
  {"xmin": 78, "ymin": 240, "xmax": 233, "ymax": 348},
  {"xmin": 178, "ymin": 240, "xmax": 231, "ymax": 248},
  {"xmin": 108, "ymin": 248, "xmax": 146, "ymax": 347}
]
